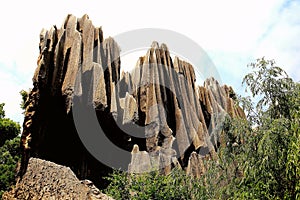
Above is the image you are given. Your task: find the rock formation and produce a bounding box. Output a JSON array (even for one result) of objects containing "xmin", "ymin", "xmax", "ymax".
[
  {"xmin": 20, "ymin": 14, "xmax": 245, "ymax": 188},
  {"xmin": 3, "ymin": 158, "xmax": 114, "ymax": 200}
]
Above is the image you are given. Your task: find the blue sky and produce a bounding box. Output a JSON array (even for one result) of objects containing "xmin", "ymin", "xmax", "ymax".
[{"xmin": 0, "ymin": 0, "xmax": 299, "ymax": 124}]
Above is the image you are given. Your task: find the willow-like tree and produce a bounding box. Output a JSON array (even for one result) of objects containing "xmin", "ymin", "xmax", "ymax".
[{"xmin": 229, "ymin": 58, "xmax": 300, "ymax": 199}]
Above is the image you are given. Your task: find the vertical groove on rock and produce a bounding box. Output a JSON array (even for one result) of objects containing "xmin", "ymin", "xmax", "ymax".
[{"xmin": 20, "ymin": 14, "xmax": 246, "ymax": 188}]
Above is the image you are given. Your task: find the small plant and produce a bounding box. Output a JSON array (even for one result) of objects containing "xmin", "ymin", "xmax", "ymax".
[{"xmin": 103, "ymin": 168, "xmax": 212, "ymax": 200}]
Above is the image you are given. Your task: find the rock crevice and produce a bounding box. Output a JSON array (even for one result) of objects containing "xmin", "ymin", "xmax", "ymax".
[{"xmin": 20, "ymin": 14, "xmax": 245, "ymax": 188}]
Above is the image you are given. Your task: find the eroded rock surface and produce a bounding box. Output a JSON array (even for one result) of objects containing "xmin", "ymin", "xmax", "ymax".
[
  {"xmin": 127, "ymin": 42, "xmax": 245, "ymax": 174},
  {"xmin": 3, "ymin": 158, "xmax": 113, "ymax": 200},
  {"xmin": 20, "ymin": 14, "xmax": 245, "ymax": 188}
]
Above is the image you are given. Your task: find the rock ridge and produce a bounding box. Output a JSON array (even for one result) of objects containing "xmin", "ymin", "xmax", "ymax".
[{"xmin": 20, "ymin": 14, "xmax": 245, "ymax": 188}]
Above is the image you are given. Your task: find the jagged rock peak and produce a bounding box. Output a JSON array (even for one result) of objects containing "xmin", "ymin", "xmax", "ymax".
[
  {"xmin": 20, "ymin": 14, "xmax": 246, "ymax": 189},
  {"xmin": 33, "ymin": 14, "xmax": 120, "ymax": 112},
  {"xmin": 21, "ymin": 14, "xmax": 122, "ymax": 188},
  {"xmin": 127, "ymin": 41, "xmax": 246, "ymax": 175}
]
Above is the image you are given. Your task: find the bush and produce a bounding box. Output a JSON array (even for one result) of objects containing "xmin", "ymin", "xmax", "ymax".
[
  {"xmin": 103, "ymin": 58, "xmax": 300, "ymax": 199},
  {"xmin": 103, "ymin": 168, "xmax": 212, "ymax": 200},
  {"xmin": 0, "ymin": 104, "xmax": 21, "ymax": 198},
  {"xmin": 0, "ymin": 106, "xmax": 20, "ymax": 147},
  {"xmin": 0, "ymin": 137, "xmax": 21, "ymax": 197}
]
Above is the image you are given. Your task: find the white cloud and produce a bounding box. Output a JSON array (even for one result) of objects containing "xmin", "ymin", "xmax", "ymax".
[
  {"xmin": 0, "ymin": 63, "xmax": 26, "ymax": 124},
  {"xmin": 0, "ymin": 0, "xmax": 299, "ymax": 124},
  {"xmin": 254, "ymin": 0, "xmax": 300, "ymax": 81}
]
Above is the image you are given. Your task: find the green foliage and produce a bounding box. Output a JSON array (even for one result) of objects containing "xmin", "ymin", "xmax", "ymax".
[
  {"xmin": 19, "ymin": 89, "xmax": 29, "ymax": 111},
  {"xmin": 243, "ymin": 57, "xmax": 295, "ymax": 120},
  {"xmin": 228, "ymin": 58, "xmax": 300, "ymax": 199},
  {"xmin": 0, "ymin": 103, "xmax": 5, "ymax": 119},
  {"xmin": 103, "ymin": 168, "xmax": 212, "ymax": 200},
  {"xmin": 0, "ymin": 104, "xmax": 20, "ymax": 147},
  {"xmin": 104, "ymin": 58, "xmax": 299, "ymax": 200},
  {"xmin": 104, "ymin": 152, "xmax": 240, "ymax": 200},
  {"xmin": 0, "ymin": 104, "xmax": 21, "ymax": 198},
  {"xmin": 0, "ymin": 137, "xmax": 21, "ymax": 197}
]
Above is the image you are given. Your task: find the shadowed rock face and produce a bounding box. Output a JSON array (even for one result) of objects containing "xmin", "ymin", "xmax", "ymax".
[{"xmin": 20, "ymin": 14, "xmax": 245, "ymax": 188}]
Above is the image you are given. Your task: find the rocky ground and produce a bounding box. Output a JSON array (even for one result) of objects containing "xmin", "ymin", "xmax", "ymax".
[{"xmin": 2, "ymin": 158, "xmax": 113, "ymax": 200}]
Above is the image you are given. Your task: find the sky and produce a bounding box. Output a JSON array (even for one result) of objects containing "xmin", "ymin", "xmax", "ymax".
[{"xmin": 0, "ymin": 0, "xmax": 299, "ymax": 124}]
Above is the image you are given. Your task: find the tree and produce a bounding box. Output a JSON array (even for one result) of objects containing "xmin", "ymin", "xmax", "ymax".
[
  {"xmin": 104, "ymin": 58, "xmax": 299, "ymax": 199},
  {"xmin": 0, "ymin": 104, "xmax": 20, "ymax": 147},
  {"xmin": 0, "ymin": 104, "xmax": 21, "ymax": 197},
  {"xmin": 0, "ymin": 137, "xmax": 21, "ymax": 197},
  {"xmin": 228, "ymin": 58, "xmax": 300, "ymax": 199},
  {"xmin": 243, "ymin": 57, "xmax": 295, "ymax": 120}
]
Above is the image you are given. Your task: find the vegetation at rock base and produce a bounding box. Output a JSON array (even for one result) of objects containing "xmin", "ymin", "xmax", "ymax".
[
  {"xmin": 103, "ymin": 58, "xmax": 300, "ymax": 199},
  {"xmin": 0, "ymin": 103, "xmax": 21, "ymax": 198},
  {"xmin": 0, "ymin": 137, "xmax": 21, "ymax": 198},
  {"xmin": 0, "ymin": 58, "xmax": 299, "ymax": 199},
  {"xmin": 104, "ymin": 167, "xmax": 216, "ymax": 200}
]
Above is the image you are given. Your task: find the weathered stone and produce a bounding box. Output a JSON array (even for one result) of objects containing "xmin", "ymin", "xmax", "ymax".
[
  {"xmin": 78, "ymin": 14, "xmax": 95, "ymax": 73},
  {"xmin": 110, "ymin": 83, "xmax": 118, "ymax": 120},
  {"xmin": 122, "ymin": 92, "xmax": 138, "ymax": 124},
  {"xmin": 119, "ymin": 71, "xmax": 133, "ymax": 97},
  {"xmin": 62, "ymin": 30, "xmax": 82, "ymax": 112},
  {"xmin": 3, "ymin": 158, "xmax": 113, "ymax": 200},
  {"xmin": 128, "ymin": 145, "xmax": 153, "ymax": 173},
  {"xmin": 92, "ymin": 62, "xmax": 107, "ymax": 109},
  {"xmin": 20, "ymin": 14, "xmax": 246, "ymax": 188},
  {"xmin": 186, "ymin": 152, "xmax": 205, "ymax": 178},
  {"xmin": 20, "ymin": 14, "xmax": 123, "ymax": 189}
]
